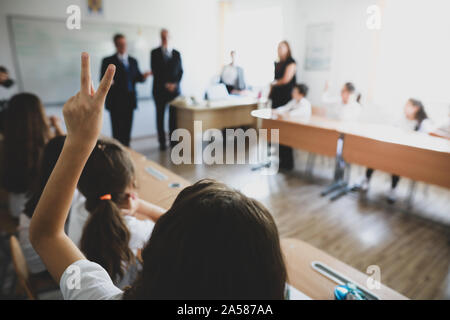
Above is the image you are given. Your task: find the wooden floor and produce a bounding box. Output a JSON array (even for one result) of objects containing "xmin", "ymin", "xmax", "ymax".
[{"xmin": 133, "ymin": 136, "xmax": 450, "ymax": 300}]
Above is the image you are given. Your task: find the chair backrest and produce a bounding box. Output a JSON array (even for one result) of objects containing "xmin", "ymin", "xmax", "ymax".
[{"xmin": 9, "ymin": 235, "xmax": 36, "ymax": 299}]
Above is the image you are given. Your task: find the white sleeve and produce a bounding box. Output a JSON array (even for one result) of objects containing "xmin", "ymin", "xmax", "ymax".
[
  {"xmin": 60, "ymin": 260, "xmax": 123, "ymax": 300},
  {"xmin": 322, "ymin": 90, "xmax": 341, "ymax": 104},
  {"xmin": 289, "ymin": 99, "xmax": 312, "ymax": 118},
  {"xmin": 418, "ymin": 119, "xmax": 435, "ymax": 133},
  {"xmin": 276, "ymin": 100, "xmax": 295, "ymax": 113},
  {"xmin": 125, "ymin": 216, "xmax": 155, "ymax": 255}
]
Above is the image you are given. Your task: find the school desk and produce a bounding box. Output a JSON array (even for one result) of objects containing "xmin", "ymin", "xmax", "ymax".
[
  {"xmin": 251, "ymin": 109, "xmax": 450, "ymax": 190},
  {"xmin": 340, "ymin": 123, "xmax": 450, "ymax": 189},
  {"xmin": 170, "ymin": 97, "xmax": 264, "ymax": 162},
  {"xmin": 127, "ymin": 149, "xmax": 190, "ymax": 210},
  {"xmin": 281, "ymin": 238, "xmax": 408, "ymax": 300},
  {"xmin": 251, "ymin": 109, "xmax": 341, "ymax": 157}
]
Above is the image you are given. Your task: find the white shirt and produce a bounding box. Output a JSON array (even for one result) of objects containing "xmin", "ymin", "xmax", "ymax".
[
  {"xmin": 59, "ymin": 259, "xmax": 311, "ymax": 300},
  {"xmin": 67, "ymin": 192, "xmax": 155, "ymax": 256},
  {"xmin": 117, "ymin": 53, "xmax": 129, "ymax": 68},
  {"xmin": 18, "ymin": 213, "xmax": 47, "ymax": 274},
  {"xmin": 277, "ymin": 98, "xmax": 312, "ymax": 118},
  {"xmin": 60, "ymin": 260, "xmax": 123, "ymax": 300},
  {"xmin": 221, "ymin": 65, "xmax": 239, "ymax": 86},
  {"xmin": 322, "ymin": 91, "xmax": 361, "ymax": 121},
  {"xmin": 8, "ymin": 192, "xmax": 28, "ymax": 218},
  {"xmin": 417, "ymin": 118, "xmax": 434, "ymax": 133}
]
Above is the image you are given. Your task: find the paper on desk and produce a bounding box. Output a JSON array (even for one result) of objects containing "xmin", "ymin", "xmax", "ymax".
[{"xmin": 287, "ymin": 284, "xmax": 312, "ymax": 300}]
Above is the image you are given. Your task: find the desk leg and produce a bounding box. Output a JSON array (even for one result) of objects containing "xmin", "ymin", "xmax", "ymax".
[
  {"xmin": 321, "ymin": 134, "xmax": 349, "ymax": 198},
  {"xmin": 405, "ymin": 181, "xmax": 417, "ymax": 211},
  {"xmin": 305, "ymin": 153, "xmax": 316, "ymax": 180}
]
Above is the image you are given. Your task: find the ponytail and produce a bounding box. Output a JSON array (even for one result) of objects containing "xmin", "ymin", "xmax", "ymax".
[
  {"xmin": 409, "ymin": 98, "xmax": 428, "ymax": 130},
  {"xmin": 80, "ymin": 195, "xmax": 135, "ymax": 283}
]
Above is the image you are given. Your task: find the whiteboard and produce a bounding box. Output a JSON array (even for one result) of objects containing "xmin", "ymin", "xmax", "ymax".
[{"xmin": 8, "ymin": 15, "xmax": 160, "ymax": 105}]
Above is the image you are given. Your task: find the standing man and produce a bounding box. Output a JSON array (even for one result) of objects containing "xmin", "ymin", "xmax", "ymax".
[
  {"xmin": 101, "ymin": 34, "xmax": 151, "ymax": 146},
  {"xmin": 151, "ymin": 29, "xmax": 183, "ymax": 150}
]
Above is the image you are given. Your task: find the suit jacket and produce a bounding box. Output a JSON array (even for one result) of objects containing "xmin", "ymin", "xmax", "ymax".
[
  {"xmin": 100, "ymin": 54, "xmax": 145, "ymax": 111},
  {"xmin": 151, "ymin": 47, "xmax": 183, "ymax": 100}
]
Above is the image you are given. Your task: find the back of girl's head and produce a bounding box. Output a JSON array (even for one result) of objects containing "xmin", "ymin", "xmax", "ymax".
[
  {"xmin": 408, "ymin": 98, "xmax": 428, "ymax": 122},
  {"xmin": 294, "ymin": 83, "xmax": 308, "ymax": 97},
  {"xmin": 78, "ymin": 139, "xmax": 136, "ymax": 282},
  {"xmin": 2, "ymin": 93, "xmax": 50, "ymax": 193},
  {"xmin": 344, "ymin": 82, "xmax": 361, "ymax": 103},
  {"xmin": 124, "ymin": 179, "xmax": 287, "ymax": 300},
  {"xmin": 24, "ymin": 135, "xmax": 66, "ymax": 218}
]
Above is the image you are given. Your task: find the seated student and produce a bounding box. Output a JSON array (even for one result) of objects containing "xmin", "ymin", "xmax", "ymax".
[
  {"xmin": 2, "ymin": 93, "xmax": 63, "ymax": 218},
  {"xmin": 29, "ymin": 53, "xmax": 287, "ymax": 300},
  {"xmin": 276, "ymin": 83, "xmax": 311, "ymax": 118},
  {"xmin": 322, "ymin": 82, "xmax": 361, "ymax": 121},
  {"xmin": 275, "ymin": 83, "xmax": 311, "ymax": 171},
  {"xmin": 19, "ymin": 135, "xmax": 66, "ymax": 275},
  {"xmin": 219, "ymin": 50, "xmax": 246, "ymax": 94},
  {"xmin": 360, "ymin": 98, "xmax": 434, "ymax": 203},
  {"xmin": 68, "ymin": 138, "xmax": 165, "ymax": 288}
]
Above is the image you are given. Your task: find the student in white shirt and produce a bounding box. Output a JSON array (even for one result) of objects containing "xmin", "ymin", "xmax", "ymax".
[
  {"xmin": 29, "ymin": 53, "xmax": 289, "ymax": 300},
  {"xmin": 276, "ymin": 83, "xmax": 311, "ymax": 119},
  {"xmin": 275, "ymin": 83, "xmax": 311, "ymax": 171},
  {"xmin": 71, "ymin": 138, "xmax": 164, "ymax": 288},
  {"xmin": 322, "ymin": 82, "xmax": 361, "ymax": 121},
  {"xmin": 360, "ymin": 98, "xmax": 434, "ymax": 203}
]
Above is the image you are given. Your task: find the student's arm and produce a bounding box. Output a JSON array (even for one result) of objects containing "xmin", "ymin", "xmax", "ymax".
[
  {"xmin": 272, "ymin": 62, "xmax": 296, "ymax": 86},
  {"xmin": 29, "ymin": 53, "xmax": 115, "ymax": 283},
  {"xmin": 49, "ymin": 115, "xmax": 65, "ymax": 136},
  {"xmin": 136, "ymin": 199, "xmax": 166, "ymax": 222}
]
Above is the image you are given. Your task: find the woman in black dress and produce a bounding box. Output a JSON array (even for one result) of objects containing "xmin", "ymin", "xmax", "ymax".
[{"xmin": 269, "ymin": 41, "xmax": 297, "ymax": 170}]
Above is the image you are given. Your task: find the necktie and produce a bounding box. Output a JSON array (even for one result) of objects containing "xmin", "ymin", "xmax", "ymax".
[{"xmin": 122, "ymin": 58, "xmax": 133, "ymax": 92}]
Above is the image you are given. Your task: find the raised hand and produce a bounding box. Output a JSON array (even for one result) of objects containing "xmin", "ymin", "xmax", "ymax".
[{"xmin": 63, "ymin": 52, "xmax": 115, "ymax": 148}]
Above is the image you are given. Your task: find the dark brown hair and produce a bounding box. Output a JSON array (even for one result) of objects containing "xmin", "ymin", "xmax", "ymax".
[
  {"xmin": 344, "ymin": 82, "xmax": 361, "ymax": 103},
  {"xmin": 408, "ymin": 98, "xmax": 428, "ymax": 130},
  {"xmin": 2, "ymin": 93, "xmax": 50, "ymax": 193},
  {"xmin": 78, "ymin": 139, "xmax": 136, "ymax": 283},
  {"xmin": 113, "ymin": 33, "xmax": 125, "ymax": 45},
  {"xmin": 124, "ymin": 179, "xmax": 287, "ymax": 300},
  {"xmin": 24, "ymin": 135, "xmax": 66, "ymax": 218}
]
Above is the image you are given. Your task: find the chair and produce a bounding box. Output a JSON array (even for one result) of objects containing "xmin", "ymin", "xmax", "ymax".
[{"xmin": 9, "ymin": 235, "xmax": 58, "ymax": 299}]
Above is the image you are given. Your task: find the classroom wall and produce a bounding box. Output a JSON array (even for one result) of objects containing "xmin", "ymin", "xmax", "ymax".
[
  {"xmin": 294, "ymin": 0, "xmax": 450, "ymax": 124},
  {"xmin": 0, "ymin": 0, "xmax": 219, "ymax": 138}
]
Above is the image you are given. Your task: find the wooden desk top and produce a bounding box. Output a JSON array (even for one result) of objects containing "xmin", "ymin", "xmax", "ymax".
[
  {"xmin": 251, "ymin": 109, "xmax": 341, "ymax": 131},
  {"xmin": 281, "ymin": 238, "xmax": 408, "ymax": 300},
  {"xmin": 127, "ymin": 149, "xmax": 190, "ymax": 209},
  {"xmin": 170, "ymin": 96, "xmax": 264, "ymax": 111},
  {"xmin": 339, "ymin": 122, "xmax": 450, "ymax": 154},
  {"xmin": 430, "ymin": 126, "xmax": 450, "ymax": 140}
]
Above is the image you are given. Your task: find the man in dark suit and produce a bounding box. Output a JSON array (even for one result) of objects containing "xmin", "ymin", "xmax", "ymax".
[
  {"xmin": 101, "ymin": 34, "xmax": 151, "ymax": 146},
  {"xmin": 151, "ymin": 29, "xmax": 183, "ymax": 150}
]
